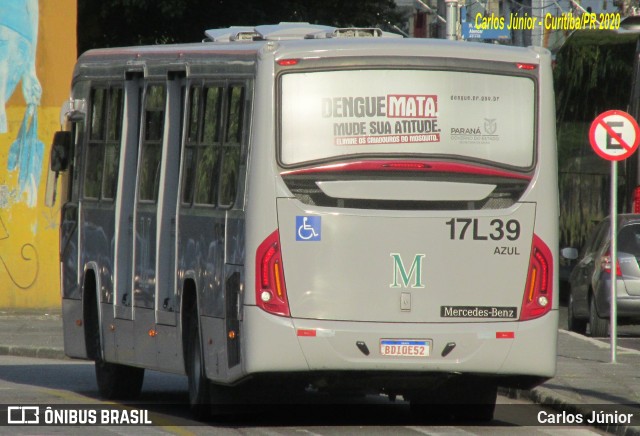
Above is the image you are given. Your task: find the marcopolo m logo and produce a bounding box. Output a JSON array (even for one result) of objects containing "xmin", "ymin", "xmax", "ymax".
[
  {"xmin": 7, "ymin": 406, "xmax": 40, "ymax": 424},
  {"xmin": 390, "ymin": 253, "xmax": 425, "ymax": 288}
]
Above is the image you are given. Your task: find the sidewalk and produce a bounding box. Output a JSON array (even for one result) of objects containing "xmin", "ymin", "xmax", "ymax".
[
  {"xmin": 0, "ymin": 310, "xmax": 65, "ymax": 360},
  {"xmin": 1, "ymin": 309, "xmax": 640, "ymax": 433},
  {"xmin": 516, "ymin": 330, "xmax": 640, "ymax": 435}
]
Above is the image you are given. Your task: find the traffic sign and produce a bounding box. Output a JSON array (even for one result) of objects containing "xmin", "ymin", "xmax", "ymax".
[
  {"xmin": 589, "ymin": 110, "xmax": 640, "ymax": 161},
  {"xmin": 589, "ymin": 109, "xmax": 640, "ymax": 363}
]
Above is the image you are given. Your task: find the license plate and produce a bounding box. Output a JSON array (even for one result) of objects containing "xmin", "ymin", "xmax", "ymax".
[{"xmin": 380, "ymin": 339, "xmax": 431, "ymax": 357}]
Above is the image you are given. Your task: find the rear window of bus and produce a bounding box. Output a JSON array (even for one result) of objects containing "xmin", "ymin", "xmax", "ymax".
[{"xmin": 280, "ymin": 69, "xmax": 535, "ymax": 169}]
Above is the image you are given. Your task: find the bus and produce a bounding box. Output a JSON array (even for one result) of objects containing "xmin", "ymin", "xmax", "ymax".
[{"xmin": 49, "ymin": 23, "xmax": 558, "ymax": 421}]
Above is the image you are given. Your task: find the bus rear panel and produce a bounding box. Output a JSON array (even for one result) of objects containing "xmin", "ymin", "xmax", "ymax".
[{"xmin": 243, "ymin": 41, "xmax": 558, "ymax": 395}]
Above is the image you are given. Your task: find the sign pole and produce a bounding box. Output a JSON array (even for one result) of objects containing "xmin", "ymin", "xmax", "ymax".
[
  {"xmin": 589, "ymin": 109, "xmax": 640, "ymax": 364},
  {"xmin": 610, "ymin": 160, "xmax": 618, "ymax": 364}
]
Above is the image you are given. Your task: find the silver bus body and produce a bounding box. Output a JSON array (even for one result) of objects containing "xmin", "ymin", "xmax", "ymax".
[{"xmin": 56, "ymin": 23, "xmax": 558, "ymax": 410}]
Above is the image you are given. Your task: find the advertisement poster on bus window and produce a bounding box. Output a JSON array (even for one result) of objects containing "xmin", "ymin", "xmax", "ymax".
[{"xmin": 280, "ymin": 70, "xmax": 535, "ymax": 168}]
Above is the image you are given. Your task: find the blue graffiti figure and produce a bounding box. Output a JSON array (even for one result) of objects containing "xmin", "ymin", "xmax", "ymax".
[{"xmin": 1, "ymin": 0, "xmax": 43, "ymax": 207}]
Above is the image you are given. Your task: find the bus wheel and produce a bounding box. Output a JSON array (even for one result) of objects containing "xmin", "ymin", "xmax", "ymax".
[
  {"xmin": 567, "ymin": 291, "xmax": 587, "ymax": 334},
  {"xmin": 589, "ymin": 297, "xmax": 609, "ymax": 337},
  {"xmin": 88, "ymin": 303, "xmax": 144, "ymax": 399},
  {"xmin": 186, "ymin": 314, "xmax": 211, "ymax": 420},
  {"xmin": 95, "ymin": 359, "xmax": 145, "ymax": 400}
]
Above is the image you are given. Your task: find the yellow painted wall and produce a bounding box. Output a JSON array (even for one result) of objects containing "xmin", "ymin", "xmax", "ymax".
[{"xmin": 0, "ymin": 1, "xmax": 77, "ymax": 308}]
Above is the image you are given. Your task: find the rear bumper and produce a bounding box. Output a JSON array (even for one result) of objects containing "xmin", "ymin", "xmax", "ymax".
[
  {"xmin": 596, "ymin": 279, "xmax": 640, "ymax": 319},
  {"xmin": 617, "ymin": 298, "xmax": 640, "ymax": 318},
  {"xmin": 596, "ymin": 281, "xmax": 640, "ymax": 319},
  {"xmin": 242, "ymin": 306, "xmax": 557, "ymax": 380}
]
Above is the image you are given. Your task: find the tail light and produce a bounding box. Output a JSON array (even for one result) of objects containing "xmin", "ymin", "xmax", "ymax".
[
  {"xmin": 520, "ymin": 235, "xmax": 553, "ymax": 321},
  {"xmin": 601, "ymin": 251, "xmax": 622, "ymax": 277},
  {"xmin": 633, "ymin": 186, "xmax": 640, "ymax": 213},
  {"xmin": 255, "ymin": 230, "xmax": 290, "ymax": 317}
]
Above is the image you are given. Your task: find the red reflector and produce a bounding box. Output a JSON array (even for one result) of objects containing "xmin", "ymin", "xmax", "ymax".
[
  {"xmin": 516, "ymin": 63, "xmax": 537, "ymax": 70},
  {"xmin": 277, "ymin": 59, "xmax": 299, "ymax": 66},
  {"xmin": 297, "ymin": 329, "xmax": 317, "ymax": 337},
  {"xmin": 496, "ymin": 332, "xmax": 515, "ymax": 339}
]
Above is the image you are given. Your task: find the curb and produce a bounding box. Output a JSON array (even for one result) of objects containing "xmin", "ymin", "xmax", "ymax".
[{"xmin": 0, "ymin": 345, "xmax": 67, "ymax": 361}]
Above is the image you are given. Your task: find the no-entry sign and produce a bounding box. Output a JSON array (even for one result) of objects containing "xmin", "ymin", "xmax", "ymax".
[{"xmin": 589, "ymin": 110, "xmax": 640, "ymax": 161}]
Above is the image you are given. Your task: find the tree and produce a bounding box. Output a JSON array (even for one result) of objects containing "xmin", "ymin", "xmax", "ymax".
[{"xmin": 78, "ymin": 0, "xmax": 403, "ymax": 53}]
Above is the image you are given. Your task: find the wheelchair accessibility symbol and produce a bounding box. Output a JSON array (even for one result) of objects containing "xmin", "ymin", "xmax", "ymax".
[{"xmin": 296, "ymin": 216, "xmax": 321, "ymax": 241}]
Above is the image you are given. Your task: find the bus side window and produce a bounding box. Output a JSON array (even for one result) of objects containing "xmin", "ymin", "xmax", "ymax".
[
  {"xmin": 181, "ymin": 86, "xmax": 200, "ymax": 205},
  {"xmin": 83, "ymin": 87, "xmax": 106, "ymax": 200},
  {"xmin": 139, "ymin": 84, "xmax": 166, "ymax": 202},
  {"xmin": 83, "ymin": 86, "xmax": 124, "ymax": 201},
  {"xmin": 219, "ymin": 85, "xmax": 244, "ymax": 208},
  {"xmin": 195, "ymin": 85, "xmax": 222, "ymax": 205},
  {"xmin": 182, "ymin": 83, "xmax": 244, "ymax": 208},
  {"xmin": 102, "ymin": 88, "xmax": 123, "ymax": 199},
  {"xmin": 183, "ymin": 84, "xmax": 223, "ymax": 207}
]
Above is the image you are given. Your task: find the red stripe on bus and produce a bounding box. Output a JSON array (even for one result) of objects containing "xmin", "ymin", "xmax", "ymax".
[{"xmin": 281, "ymin": 160, "xmax": 532, "ymax": 180}]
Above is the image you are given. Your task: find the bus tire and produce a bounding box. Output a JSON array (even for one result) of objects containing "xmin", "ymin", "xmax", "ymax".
[
  {"xmin": 567, "ymin": 291, "xmax": 587, "ymax": 334},
  {"xmin": 589, "ymin": 296, "xmax": 609, "ymax": 337},
  {"xmin": 186, "ymin": 313, "xmax": 211, "ymax": 420},
  {"xmin": 87, "ymin": 300, "xmax": 144, "ymax": 399},
  {"xmin": 95, "ymin": 359, "xmax": 145, "ymax": 400}
]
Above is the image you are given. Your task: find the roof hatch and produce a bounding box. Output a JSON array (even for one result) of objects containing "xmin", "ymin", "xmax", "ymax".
[{"xmin": 204, "ymin": 22, "xmax": 401, "ymax": 42}]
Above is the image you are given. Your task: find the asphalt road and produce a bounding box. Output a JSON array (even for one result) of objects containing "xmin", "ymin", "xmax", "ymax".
[{"xmin": 0, "ymin": 355, "xmax": 607, "ymax": 435}]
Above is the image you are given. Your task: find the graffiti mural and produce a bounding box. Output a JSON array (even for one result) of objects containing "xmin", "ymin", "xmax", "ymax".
[
  {"xmin": 0, "ymin": 0, "xmax": 43, "ymax": 207},
  {"xmin": 0, "ymin": 0, "xmax": 76, "ymax": 308},
  {"xmin": 0, "ymin": 215, "xmax": 39, "ymax": 290}
]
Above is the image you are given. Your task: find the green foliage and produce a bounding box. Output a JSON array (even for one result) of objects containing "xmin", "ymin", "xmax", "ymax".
[
  {"xmin": 555, "ymin": 30, "xmax": 639, "ymax": 248},
  {"xmin": 555, "ymin": 30, "xmax": 638, "ymax": 124},
  {"xmin": 78, "ymin": 0, "xmax": 402, "ymax": 54}
]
